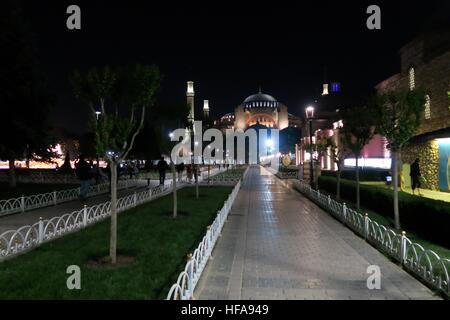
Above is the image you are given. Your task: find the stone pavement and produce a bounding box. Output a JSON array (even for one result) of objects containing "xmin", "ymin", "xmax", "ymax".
[{"xmin": 195, "ymin": 166, "xmax": 440, "ymax": 300}]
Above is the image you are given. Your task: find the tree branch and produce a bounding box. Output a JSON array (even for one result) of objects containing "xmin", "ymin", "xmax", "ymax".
[{"xmin": 120, "ymin": 105, "xmax": 145, "ymax": 160}]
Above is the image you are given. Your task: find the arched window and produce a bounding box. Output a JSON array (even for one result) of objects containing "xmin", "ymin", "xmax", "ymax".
[
  {"xmin": 409, "ymin": 67, "xmax": 415, "ymax": 90},
  {"xmin": 424, "ymin": 94, "xmax": 431, "ymax": 119}
]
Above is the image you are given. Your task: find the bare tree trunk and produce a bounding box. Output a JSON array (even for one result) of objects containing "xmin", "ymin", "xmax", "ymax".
[
  {"xmin": 8, "ymin": 159, "xmax": 16, "ymax": 188},
  {"xmin": 393, "ymin": 151, "xmax": 401, "ymax": 229},
  {"xmin": 398, "ymin": 149, "xmax": 403, "ymax": 191},
  {"xmin": 355, "ymin": 157, "xmax": 360, "ymax": 210},
  {"xmin": 195, "ymin": 166, "xmax": 199, "ymax": 199},
  {"xmin": 171, "ymin": 161, "xmax": 177, "ymax": 218},
  {"xmin": 336, "ymin": 164, "xmax": 341, "ymax": 200},
  {"xmin": 109, "ymin": 161, "xmax": 118, "ymax": 264},
  {"xmin": 196, "ymin": 179, "xmax": 199, "ymax": 199}
]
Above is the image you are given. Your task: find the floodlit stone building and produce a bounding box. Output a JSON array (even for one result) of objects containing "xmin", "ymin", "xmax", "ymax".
[{"xmin": 376, "ymin": 29, "xmax": 450, "ymax": 191}]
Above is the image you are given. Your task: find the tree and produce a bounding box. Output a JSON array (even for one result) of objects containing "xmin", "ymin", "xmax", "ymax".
[
  {"xmin": 370, "ymin": 89, "xmax": 425, "ymax": 229},
  {"xmin": 339, "ymin": 105, "xmax": 375, "ymax": 210},
  {"xmin": 0, "ymin": 1, "xmax": 56, "ymax": 187},
  {"xmin": 150, "ymin": 102, "xmax": 190, "ymax": 218},
  {"xmin": 316, "ymin": 131, "xmax": 351, "ymax": 200},
  {"xmin": 70, "ymin": 64, "xmax": 160, "ymax": 264}
]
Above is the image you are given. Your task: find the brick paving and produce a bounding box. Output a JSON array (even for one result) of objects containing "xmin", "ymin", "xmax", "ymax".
[{"xmin": 195, "ymin": 166, "xmax": 440, "ymax": 300}]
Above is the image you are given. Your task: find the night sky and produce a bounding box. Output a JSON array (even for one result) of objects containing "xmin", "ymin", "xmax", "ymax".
[{"xmin": 20, "ymin": 0, "xmax": 449, "ymax": 135}]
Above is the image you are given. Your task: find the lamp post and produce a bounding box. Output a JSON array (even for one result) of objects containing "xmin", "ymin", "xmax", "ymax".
[{"xmin": 305, "ymin": 106, "xmax": 315, "ymax": 188}]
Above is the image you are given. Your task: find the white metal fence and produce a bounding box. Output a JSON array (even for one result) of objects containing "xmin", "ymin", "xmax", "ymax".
[
  {"xmin": 166, "ymin": 179, "xmax": 243, "ymax": 300},
  {"xmin": 0, "ymin": 173, "xmax": 79, "ymax": 184},
  {"xmin": 293, "ymin": 180, "xmax": 450, "ymax": 298},
  {"xmin": 0, "ymin": 181, "xmax": 175, "ymax": 260},
  {"xmin": 0, "ymin": 179, "xmax": 139, "ymax": 216},
  {"xmin": 276, "ymin": 171, "xmax": 299, "ymax": 179},
  {"xmin": 0, "ymin": 167, "xmax": 232, "ymax": 261}
]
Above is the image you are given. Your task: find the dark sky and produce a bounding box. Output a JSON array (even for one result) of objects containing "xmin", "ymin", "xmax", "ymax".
[{"xmin": 20, "ymin": 0, "xmax": 449, "ymax": 135}]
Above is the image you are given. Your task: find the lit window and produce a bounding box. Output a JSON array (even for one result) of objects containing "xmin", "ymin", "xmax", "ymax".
[
  {"xmin": 424, "ymin": 94, "xmax": 431, "ymax": 119},
  {"xmin": 409, "ymin": 67, "xmax": 415, "ymax": 90}
]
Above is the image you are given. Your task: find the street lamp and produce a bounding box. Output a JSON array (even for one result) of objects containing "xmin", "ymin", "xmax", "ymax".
[
  {"xmin": 95, "ymin": 111, "xmax": 101, "ymax": 121},
  {"xmin": 305, "ymin": 106, "xmax": 315, "ymax": 188}
]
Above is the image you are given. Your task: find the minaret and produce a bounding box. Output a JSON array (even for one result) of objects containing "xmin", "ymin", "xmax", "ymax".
[
  {"xmin": 203, "ymin": 100, "xmax": 209, "ymax": 118},
  {"xmin": 322, "ymin": 84, "xmax": 329, "ymax": 96},
  {"xmin": 321, "ymin": 66, "xmax": 329, "ymax": 96},
  {"xmin": 187, "ymin": 81, "xmax": 195, "ymax": 126}
]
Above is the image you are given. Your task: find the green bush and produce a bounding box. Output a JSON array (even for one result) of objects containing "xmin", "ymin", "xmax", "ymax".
[
  {"xmin": 318, "ymin": 176, "xmax": 450, "ymax": 248},
  {"xmin": 321, "ymin": 168, "xmax": 389, "ymax": 181}
]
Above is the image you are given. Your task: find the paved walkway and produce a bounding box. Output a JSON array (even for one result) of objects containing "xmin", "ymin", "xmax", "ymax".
[{"xmin": 195, "ymin": 166, "xmax": 440, "ymax": 300}]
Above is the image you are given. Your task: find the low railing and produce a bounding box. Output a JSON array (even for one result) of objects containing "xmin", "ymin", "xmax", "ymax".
[
  {"xmin": 0, "ymin": 181, "xmax": 174, "ymax": 260},
  {"xmin": 293, "ymin": 180, "xmax": 450, "ymax": 298},
  {"xmin": 166, "ymin": 179, "xmax": 242, "ymax": 300},
  {"xmin": 0, "ymin": 173, "xmax": 79, "ymax": 185},
  {"xmin": 0, "ymin": 167, "xmax": 229, "ymax": 261},
  {"xmin": 276, "ymin": 171, "xmax": 298, "ymax": 179},
  {"xmin": 0, "ymin": 179, "xmax": 140, "ymax": 216}
]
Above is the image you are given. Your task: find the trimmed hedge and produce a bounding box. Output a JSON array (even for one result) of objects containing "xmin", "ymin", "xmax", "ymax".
[
  {"xmin": 321, "ymin": 168, "xmax": 389, "ymax": 182},
  {"xmin": 318, "ymin": 176, "xmax": 450, "ymax": 248}
]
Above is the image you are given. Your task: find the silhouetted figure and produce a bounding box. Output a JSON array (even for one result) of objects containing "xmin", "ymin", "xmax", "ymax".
[
  {"xmin": 176, "ymin": 162, "xmax": 185, "ymax": 182},
  {"xmin": 186, "ymin": 164, "xmax": 193, "ymax": 183},
  {"xmin": 193, "ymin": 164, "xmax": 199, "ymax": 183},
  {"xmin": 157, "ymin": 157, "xmax": 169, "ymax": 185},
  {"xmin": 410, "ymin": 158, "xmax": 422, "ymax": 195},
  {"xmin": 59, "ymin": 152, "xmax": 73, "ymax": 174},
  {"xmin": 75, "ymin": 154, "xmax": 92, "ymax": 202}
]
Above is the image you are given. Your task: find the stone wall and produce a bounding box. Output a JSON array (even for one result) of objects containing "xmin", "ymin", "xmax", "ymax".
[
  {"xmin": 377, "ymin": 33, "xmax": 450, "ymax": 137},
  {"xmin": 401, "ymin": 140, "xmax": 439, "ymax": 190}
]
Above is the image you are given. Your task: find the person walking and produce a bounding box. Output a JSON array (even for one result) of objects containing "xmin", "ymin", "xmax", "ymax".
[
  {"xmin": 157, "ymin": 156, "xmax": 169, "ymax": 186},
  {"xmin": 75, "ymin": 154, "xmax": 92, "ymax": 202},
  {"xmin": 193, "ymin": 164, "xmax": 199, "ymax": 183},
  {"xmin": 176, "ymin": 162, "xmax": 185, "ymax": 182},
  {"xmin": 186, "ymin": 164, "xmax": 193, "ymax": 184},
  {"xmin": 410, "ymin": 158, "xmax": 422, "ymax": 196}
]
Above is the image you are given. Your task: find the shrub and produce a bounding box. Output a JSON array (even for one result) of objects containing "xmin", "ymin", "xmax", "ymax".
[{"xmin": 318, "ymin": 176, "xmax": 450, "ymax": 248}]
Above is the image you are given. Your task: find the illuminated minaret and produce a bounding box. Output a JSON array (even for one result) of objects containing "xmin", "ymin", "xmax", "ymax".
[
  {"xmin": 187, "ymin": 81, "xmax": 195, "ymax": 126},
  {"xmin": 322, "ymin": 83, "xmax": 329, "ymax": 96},
  {"xmin": 321, "ymin": 66, "xmax": 329, "ymax": 96},
  {"xmin": 203, "ymin": 100, "xmax": 209, "ymax": 118}
]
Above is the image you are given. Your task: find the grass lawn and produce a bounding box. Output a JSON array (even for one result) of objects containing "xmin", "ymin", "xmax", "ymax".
[
  {"xmin": 0, "ymin": 183, "xmax": 79, "ymax": 200},
  {"xmin": 213, "ymin": 167, "xmax": 246, "ymax": 178},
  {"xmin": 0, "ymin": 186, "xmax": 233, "ymax": 299},
  {"xmin": 313, "ymin": 187, "xmax": 450, "ymax": 260}
]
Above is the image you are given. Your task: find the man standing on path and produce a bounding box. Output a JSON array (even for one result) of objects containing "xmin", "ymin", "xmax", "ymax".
[
  {"xmin": 410, "ymin": 158, "xmax": 422, "ymax": 196},
  {"xmin": 157, "ymin": 156, "xmax": 169, "ymax": 186},
  {"xmin": 75, "ymin": 154, "xmax": 92, "ymax": 202}
]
